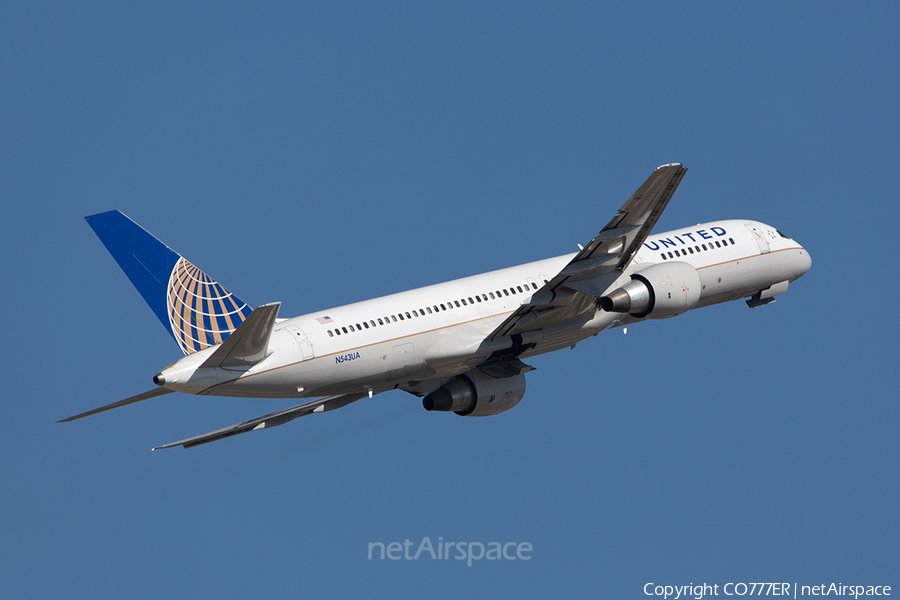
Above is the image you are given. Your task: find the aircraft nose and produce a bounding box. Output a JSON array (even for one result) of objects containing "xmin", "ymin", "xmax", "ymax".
[{"xmin": 793, "ymin": 247, "xmax": 812, "ymax": 280}]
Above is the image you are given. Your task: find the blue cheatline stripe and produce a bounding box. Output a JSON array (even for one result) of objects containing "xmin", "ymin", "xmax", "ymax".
[{"xmin": 86, "ymin": 210, "xmax": 253, "ymax": 354}]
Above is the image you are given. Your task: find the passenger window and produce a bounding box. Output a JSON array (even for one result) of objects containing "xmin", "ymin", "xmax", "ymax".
[
  {"xmin": 702, "ymin": 244, "xmax": 707, "ymax": 251},
  {"xmin": 342, "ymin": 327, "xmax": 348, "ymax": 334},
  {"xmin": 510, "ymin": 288, "xmax": 516, "ymax": 295},
  {"xmin": 420, "ymin": 308, "xmax": 425, "ymax": 315},
  {"xmin": 489, "ymin": 292, "xmax": 495, "ymax": 299},
  {"xmin": 475, "ymin": 296, "xmax": 481, "ymax": 302},
  {"xmin": 440, "ymin": 304, "xmax": 446, "ymax": 311},
  {"xmin": 405, "ymin": 312, "xmax": 411, "ymax": 319},
  {"xmin": 391, "ymin": 315, "xmax": 397, "ymax": 322},
  {"xmin": 661, "ymin": 254, "xmax": 667, "ymax": 260},
  {"xmin": 675, "ymin": 250, "xmax": 680, "ymax": 256},
  {"xmin": 668, "ymin": 252, "xmax": 674, "ymax": 258},
  {"xmin": 517, "ymin": 286, "xmax": 523, "ymax": 293},
  {"xmin": 426, "ymin": 307, "xmax": 433, "ymax": 314},
  {"xmin": 363, "ymin": 322, "xmax": 369, "ymax": 329},
  {"xmin": 349, "ymin": 325, "xmax": 355, "ymax": 332},
  {"xmin": 503, "ymin": 289, "xmax": 509, "ymax": 296},
  {"xmin": 336, "ymin": 329, "xmax": 341, "ymax": 336},
  {"xmin": 715, "ymin": 241, "xmax": 721, "ymax": 248},
  {"xmin": 729, "ymin": 238, "xmax": 735, "ymax": 245},
  {"xmin": 370, "ymin": 320, "xmax": 376, "ymax": 327},
  {"xmin": 327, "ymin": 330, "xmax": 334, "ymax": 337},
  {"xmin": 454, "ymin": 300, "xmax": 460, "ymax": 307},
  {"xmin": 531, "ymin": 283, "xmax": 538, "ymax": 290},
  {"xmin": 695, "ymin": 246, "xmax": 700, "ymax": 252},
  {"xmin": 356, "ymin": 323, "xmax": 361, "ymax": 330},
  {"xmin": 412, "ymin": 310, "xmax": 418, "ymax": 317},
  {"xmin": 688, "ymin": 247, "xmax": 693, "ymax": 254}
]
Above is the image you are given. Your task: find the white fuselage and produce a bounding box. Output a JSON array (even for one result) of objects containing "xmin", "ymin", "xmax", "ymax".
[{"xmin": 159, "ymin": 219, "xmax": 810, "ymax": 399}]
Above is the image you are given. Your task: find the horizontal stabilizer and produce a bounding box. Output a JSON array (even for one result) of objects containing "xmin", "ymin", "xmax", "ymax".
[
  {"xmin": 59, "ymin": 388, "xmax": 174, "ymax": 422},
  {"xmin": 152, "ymin": 392, "xmax": 368, "ymax": 450},
  {"xmin": 199, "ymin": 302, "xmax": 282, "ymax": 369}
]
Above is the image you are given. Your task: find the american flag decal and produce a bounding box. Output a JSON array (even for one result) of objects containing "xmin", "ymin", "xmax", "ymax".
[{"xmin": 316, "ymin": 316, "xmax": 334, "ymax": 325}]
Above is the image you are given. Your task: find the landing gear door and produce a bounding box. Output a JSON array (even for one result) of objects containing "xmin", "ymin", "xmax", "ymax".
[
  {"xmin": 745, "ymin": 224, "xmax": 770, "ymax": 254},
  {"xmin": 285, "ymin": 325, "xmax": 315, "ymax": 360}
]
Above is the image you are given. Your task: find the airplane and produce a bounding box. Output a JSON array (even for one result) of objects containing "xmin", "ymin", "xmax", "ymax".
[{"xmin": 60, "ymin": 164, "xmax": 811, "ymax": 449}]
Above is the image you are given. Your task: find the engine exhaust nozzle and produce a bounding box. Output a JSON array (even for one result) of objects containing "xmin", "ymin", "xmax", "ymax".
[{"xmin": 599, "ymin": 278, "xmax": 652, "ymax": 314}]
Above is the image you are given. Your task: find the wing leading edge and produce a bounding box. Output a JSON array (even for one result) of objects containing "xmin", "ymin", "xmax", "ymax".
[{"xmin": 486, "ymin": 163, "xmax": 687, "ymax": 343}]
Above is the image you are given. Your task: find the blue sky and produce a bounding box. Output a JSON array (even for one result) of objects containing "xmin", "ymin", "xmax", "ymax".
[{"xmin": 2, "ymin": 3, "xmax": 897, "ymax": 598}]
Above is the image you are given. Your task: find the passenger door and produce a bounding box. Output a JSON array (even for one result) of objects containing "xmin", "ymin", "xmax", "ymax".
[
  {"xmin": 745, "ymin": 224, "xmax": 770, "ymax": 254},
  {"xmin": 285, "ymin": 325, "xmax": 315, "ymax": 360}
]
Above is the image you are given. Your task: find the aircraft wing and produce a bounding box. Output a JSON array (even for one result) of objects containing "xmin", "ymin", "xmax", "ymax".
[
  {"xmin": 151, "ymin": 392, "xmax": 368, "ymax": 450},
  {"xmin": 486, "ymin": 163, "xmax": 687, "ymax": 342}
]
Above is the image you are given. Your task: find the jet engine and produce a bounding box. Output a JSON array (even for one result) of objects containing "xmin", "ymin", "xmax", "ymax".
[
  {"xmin": 422, "ymin": 369, "xmax": 526, "ymax": 417},
  {"xmin": 599, "ymin": 262, "xmax": 701, "ymax": 319}
]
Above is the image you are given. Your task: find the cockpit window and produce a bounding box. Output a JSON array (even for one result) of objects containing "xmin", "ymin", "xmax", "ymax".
[{"xmin": 777, "ymin": 229, "xmax": 790, "ymax": 239}]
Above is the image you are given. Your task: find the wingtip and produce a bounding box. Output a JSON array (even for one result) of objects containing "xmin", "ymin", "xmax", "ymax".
[
  {"xmin": 656, "ymin": 163, "xmax": 683, "ymax": 170},
  {"xmin": 151, "ymin": 441, "xmax": 182, "ymax": 451}
]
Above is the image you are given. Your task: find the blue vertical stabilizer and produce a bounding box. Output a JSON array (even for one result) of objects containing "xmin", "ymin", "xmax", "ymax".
[{"xmin": 85, "ymin": 210, "xmax": 253, "ymax": 354}]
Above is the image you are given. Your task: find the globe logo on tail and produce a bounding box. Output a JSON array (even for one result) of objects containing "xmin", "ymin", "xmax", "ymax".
[{"xmin": 167, "ymin": 257, "xmax": 253, "ymax": 355}]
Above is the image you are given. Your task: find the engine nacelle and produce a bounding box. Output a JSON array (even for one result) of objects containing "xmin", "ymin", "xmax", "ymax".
[
  {"xmin": 422, "ymin": 369, "xmax": 526, "ymax": 417},
  {"xmin": 599, "ymin": 262, "xmax": 701, "ymax": 319}
]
